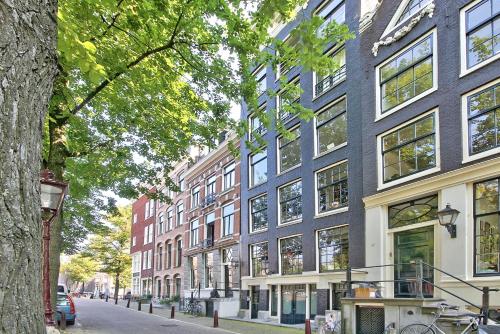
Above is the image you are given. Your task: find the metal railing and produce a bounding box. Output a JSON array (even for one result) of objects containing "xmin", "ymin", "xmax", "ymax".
[
  {"xmin": 315, "ymin": 65, "xmax": 346, "ymax": 96},
  {"xmin": 345, "ymin": 260, "xmax": 499, "ymax": 325}
]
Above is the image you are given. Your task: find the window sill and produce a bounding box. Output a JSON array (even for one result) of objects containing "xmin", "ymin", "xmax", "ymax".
[
  {"xmin": 375, "ymin": 86, "xmax": 437, "ymax": 122},
  {"xmin": 249, "ymin": 228, "xmax": 268, "ymax": 235},
  {"xmin": 460, "ymin": 53, "xmax": 500, "ymax": 78},
  {"xmin": 219, "ymin": 187, "xmax": 235, "ymax": 197},
  {"xmin": 248, "ymin": 181, "xmax": 267, "ymax": 191},
  {"xmin": 277, "ymin": 164, "xmax": 301, "ymax": 176},
  {"xmin": 314, "ymin": 207, "xmax": 349, "ymax": 219},
  {"xmin": 277, "ymin": 219, "xmax": 302, "ymax": 228},
  {"xmin": 377, "ymin": 166, "xmax": 440, "ymax": 191},
  {"xmin": 462, "ymin": 147, "xmax": 500, "ymax": 165},
  {"xmin": 314, "ymin": 142, "xmax": 347, "ymax": 159}
]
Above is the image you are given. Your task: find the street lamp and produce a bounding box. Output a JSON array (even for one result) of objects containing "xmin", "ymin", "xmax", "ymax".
[
  {"xmin": 40, "ymin": 169, "xmax": 68, "ymax": 326},
  {"xmin": 437, "ymin": 204, "xmax": 460, "ymax": 238}
]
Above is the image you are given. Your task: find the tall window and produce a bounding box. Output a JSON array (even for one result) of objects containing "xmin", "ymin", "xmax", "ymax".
[
  {"xmin": 279, "ymin": 180, "xmax": 302, "ymax": 224},
  {"xmin": 250, "ymin": 194, "xmax": 268, "ymax": 232},
  {"xmin": 190, "ymin": 219, "xmax": 199, "ymax": 247},
  {"xmin": 316, "ymin": 161, "xmax": 348, "ymax": 214},
  {"xmin": 467, "ymin": 82, "xmax": 500, "ymax": 155},
  {"xmin": 315, "ymin": 47, "xmax": 346, "ymax": 96},
  {"xmin": 206, "ymin": 175, "xmax": 216, "ymax": 205},
  {"xmin": 157, "ymin": 245, "xmax": 163, "ymax": 271},
  {"xmin": 249, "ymin": 107, "xmax": 267, "ymax": 141},
  {"xmin": 318, "ymin": 226, "xmax": 349, "ymax": 272},
  {"xmin": 189, "ymin": 256, "xmax": 198, "ymax": 289},
  {"xmin": 158, "ymin": 214, "xmax": 164, "ymax": 235},
  {"xmin": 379, "ymin": 32, "xmax": 434, "ymax": 113},
  {"xmin": 178, "ymin": 172, "xmax": 185, "ymax": 192},
  {"xmin": 464, "ymin": 0, "xmax": 500, "ymax": 69},
  {"xmin": 280, "ymin": 236, "xmax": 303, "ymax": 275},
  {"xmin": 223, "ymin": 162, "xmax": 235, "ymax": 190},
  {"xmin": 133, "ymin": 214, "xmax": 137, "ymax": 224},
  {"xmin": 250, "ymin": 149, "xmax": 267, "ymax": 187},
  {"xmin": 149, "ymin": 199, "xmax": 155, "ymax": 217},
  {"xmin": 277, "ymin": 79, "xmax": 300, "ymax": 122},
  {"xmin": 204, "ymin": 253, "xmax": 214, "ymax": 288},
  {"xmin": 167, "ymin": 243, "xmax": 172, "ymax": 269},
  {"xmin": 191, "ymin": 185, "xmax": 200, "ymax": 209},
  {"xmin": 382, "ymin": 112, "xmax": 436, "ymax": 183},
  {"xmin": 145, "ymin": 201, "xmax": 150, "ymax": 219},
  {"xmin": 176, "ymin": 202, "xmax": 184, "ymax": 226},
  {"xmin": 251, "ymin": 242, "xmax": 268, "ymax": 277},
  {"xmin": 176, "ymin": 238, "xmax": 182, "ymax": 267},
  {"xmin": 315, "ymin": 0, "xmax": 345, "ymax": 36},
  {"xmin": 278, "ymin": 35, "xmax": 299, "ymax": 78},
  {"xmin": 132, "ymin": 236, "xmax": 136, "ymax": 247},
  {"xmin": 474, "ymin": 177, "xmax": 500, "ymax": 275},
  {"xmin": 167, "ymin": 210, "xmax": 173, "ymax": 231},
  {"xmin": 222, "ymin": 203, "xmax": 235, "ymax": 236},
  {"xmin": 254, "ymin": 66, "xmax": 267, "ymax": 96},
  {"xmin": 316, "ymin": 97, "xmax": 347, "ymax": 155},
  {"xmin": 397, "ymin": 0, "xmax": 432, "ymax": 24},
  {"xmin": 278, "ymin": 127, "xmax": 301, "ymax": 173}
]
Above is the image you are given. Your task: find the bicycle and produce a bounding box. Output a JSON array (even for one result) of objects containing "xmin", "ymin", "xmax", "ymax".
[
  {"xmin": 318, "ymin": 313, "xmax": 341, "ymax": 334},
  {"xmin": 399, "ymin": 303, "xmax": 483, "ymax": 334},
  {"xmin": 185, "ymin": 299, "xmax": 202, "ymax": 316}
]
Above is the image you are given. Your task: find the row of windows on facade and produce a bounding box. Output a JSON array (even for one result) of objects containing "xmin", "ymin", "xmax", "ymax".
[
  {"xmin": 189, "ymin": 161, "xmax": 236, "ymax": 210},
  {"xmin": 188, "ymin": 203, "xmax": 235, "ymax": 248},
  {"xmin": 249, "ymin": 175, "xmax": 500, "ymax": 277},
  {"xmin": 132, "ymin": 239, "xmax": 183, "ymax": 272},
  {"xmin": 252, "ymin": 0, "xmax": 497, "ymax": 107}
]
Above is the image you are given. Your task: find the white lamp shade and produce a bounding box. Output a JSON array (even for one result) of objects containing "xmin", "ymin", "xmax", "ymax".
[{"xmin": 41, "ymin": 183, "xmax": 63, "ymax": 210}]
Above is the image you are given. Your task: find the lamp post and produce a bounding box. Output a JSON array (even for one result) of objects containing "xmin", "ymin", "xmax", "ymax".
[
  {"xmin": 40, "ymin": 169, "xmax": 68, "ymax": 326},
  {"xmin": 437, "ymin": 204, "xmax": 460, "ymax": 238}
]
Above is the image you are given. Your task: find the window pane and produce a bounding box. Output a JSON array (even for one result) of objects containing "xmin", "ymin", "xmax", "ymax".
[
  {"xmin": 318, "ymin": 226, "xmax": 349, "ymax": 272},
  {"xmin": 475, "ymin": 179, "xmax": 499, "ymax": 214},
  {"xmin": 389, "ymin": 195, "xmax": 438, "ymax": 228},
  {"xmin": 317, "ymin": 162, "xmax": 348, "ymax": 213},
  {"xmin": 475, "ymin": 214, "xmax": 500, "ymax": 274},
  {"xmin": 468, "ymin": 23, "xmax": 494, "ymax": 67},
  {"xmin": 318, "ymin": 113, "xmax": 347, "ymax": 154},
  {"xmin": 279, "ymin": 128, "xmax": 301, "ymax": 171},
  {"xmin": 251, "ymin": 149, "xmax": 267, "ymax": 186},
  {"xmin": 470, "ymin": 112, "xmax": 497, "ymax": 153},
  {"xmin": 279, "ymin": 181, "xmax": 302, "ymax": 223},
  {"xmin": 467, "ymin": 0, "xmax": 492, "ymax": 30},
  {"xmin": 251, "ymin": 195, "xmax": 268, "ymax": 232}
]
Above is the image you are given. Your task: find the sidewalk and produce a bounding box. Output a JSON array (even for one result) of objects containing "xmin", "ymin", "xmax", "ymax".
[{"xmin": 102, "ymin": 298, "xmax": 304, "ymax": 334}]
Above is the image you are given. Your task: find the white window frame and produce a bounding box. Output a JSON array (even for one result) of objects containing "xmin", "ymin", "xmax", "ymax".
[
  {"xmin": 277, "ymin": 178, "xmax": 303, "ymax": 226},
  {"xmin": 191, "ymin": 185, "xmax": 200, "ymax": 209},
  {"xmin": 314, "ymin": 160, "xmax": 349, "ymax": 218},
  {"xmin": 158, "ymin": 213, "xmax": 164, "ymax": 235},
  {"xmin": 249, "ymin": 241, "xmax": 268, "ymax": 277},
  {"xmin": 276, "ymin": 76, "xmax": 300, "ymax": 124},
  {"xmin": 133, "ymin": 213, "xmax": 137, "ymax": 224},
  {"xmin": 315, "ymin": 224, "xmax": 349, "ymax": 274},
  {"xmin": 249, "ymin": 148, "xmax": 268, "ymax": 188},
  {"xmin": 381, "ymin": 0, "xmax": 434, "ymax": 39},
  {"xmin": 375, "ymin": 29, "xmax": 438, "ymax": 121},
  {"xmin": 223, "ymin": 161, "xmax": 236, "ymax": 190},
  {"xmin": 313, "ymin": 95, "xmax": 348, "ymax": 157},
  {"xmin": 221, "ymin": 202, "xmax": 235, "ymax": 237},
  {"xmin": 312, "ymin": 45, "xmax": 346, "ymax": 99},
  {"xmin": 253, "ymin": 65, "xmax": 267, "ymax": 96},
  {"xmin": 461, "ymin": 78, "xmax": 500, "ymax": 163},
  {"xmin": 132, "ymin": 236, "xmax": 136, "ymax": 247},
  {"xmin": 460, "ymin": 0, "xmax": 500, "ymax": 77},
  {"xmin": 190, "ymin": 219, "xmax": 200, "ymax": 247},
  {"xmin": 277, "ymin": 234, "xmax": 303, "ymax": 276},
  {"xmin": 377, "ymin": 108, "xmax": 441, "ymax": 190},
  {"xmin": 176, "ymin": 202, "xmax": 184, "ymax": 226},
  {"xmin": 248, "ymin": 104, "xmax": 267, "ymax": 142},
  {"xmin": 145, "ymin": 201, "xmax": 150, "ymax": 219},
  {"xmin": 249, "ymin": 193, "xmax": 268, "ymax": 234},
  {"xmin": 276, "ymin": 124, "xmax": 301, "ymax": 174}
]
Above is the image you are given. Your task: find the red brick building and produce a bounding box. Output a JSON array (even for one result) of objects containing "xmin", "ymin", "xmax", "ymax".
[{"xmin": 130, "ymin": 188, "xmax": 156, "ymax": 297}]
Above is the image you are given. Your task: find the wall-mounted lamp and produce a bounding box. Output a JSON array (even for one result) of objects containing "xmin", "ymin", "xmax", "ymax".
[{"xmin": 437, "ymin": 204, "xmax": 460, "ymax": 238}]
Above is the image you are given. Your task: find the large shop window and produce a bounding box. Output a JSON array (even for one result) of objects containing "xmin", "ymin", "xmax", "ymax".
[
  {"xmin": 278, "ymin": 126, "xmax": 301, "ymax": 173},
  {"xmin": 315, "ymin": 47, "xmax": 346, "ymax": 97},
  {"xmin": 280, "ymin": 236, "xmax": 303, "ymax": 275},
  {"xmin": 250, "ymin": 194, "xmax": 268, "ymax": 232},
  {"xmin": 382, "ymin": 112, "xmax": 437, "ymax": 183},
  {"xmin": 251, "ymin": 242, "xmax": 268, "ymax": 277},
  {"xmin": 250, "ymin": 148, "xmax": 267, "ymax": 187},
  {"xmin": 388, "ymin": 195, "xmax": 438, "ymax": 229},
  {"xmin": 279, "ymin": 180, "xmax": 303, "ymax": 224},
  {"xmin": 318, "ymin": 226, "xmax": 349, "ymax": 272},
  {"xmin": 316, "ymin": 161, "xmax": 348, "ymax": 214},
  {"xmin": 316, "ymin": 97, "xmax": 347, "ymax": 155},
  {"xmin": 378, "ymin": 32, "xmax": 435, "ymax": 115},
  {"xmin": 464, "ymin": 0, "xmax": 500, "ymax": 70},
  {"xmin": 467, "ymin": 82, "xmax": 500, "ymax": 155},
  {"xmin": 474, "ymin": 177, "xmax": 500, "ymax": 275}
]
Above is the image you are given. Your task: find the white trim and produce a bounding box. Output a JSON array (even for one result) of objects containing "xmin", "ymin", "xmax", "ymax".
[
  {"xmin": 313, "ymin": 95, "xmax": 348, "ymax": 157},
  {"xmin": 278, "ymin": 234, "xmax": 303, "ymax": 276},
  {"xmin": 314, "ymin": 159, "xmax": 349, "ymax": 216},
  {"xmin": 459, "ymin": 0, "xmax": 500, "ymax": 77},
  {"xmin": 461, "ymin": 77, "xmax": 500, "ymax": 163},
  {"xmin": 276, "ymin": 124, "xmax": 301, "ymax": 175},
  {"xmin": 249, "ymin": 241, "xmax": 269, "ymax": 278},
  {"xmin": 277, "ymin": 178, "xmax": 302, "ymax": 226},
  {"xmin": 375, "ymin": 29, "xmax": 438, "ymax": 121},
  {"xmin": 315, "ymin": 224, "xmax": 349, "ymax": 274},
  {"xmin": 377, "ymin": 108, "xmax": 441, "ymax": 190},
  {"xmin": 276, "ymin": 76, "xmax": 300, "ymax": 124},
  {"xmin": 248, "ymin": 104, "xmax": 267, "ymax": 142},
  {"xmin": 380, "ymin": 0, "xmax": 433, "ymax": 39},
  {"xmin": 248, "ymin": 147, "xmax": 268, "ymax": 188},
  {"xmin": 249, "ymin": 193, "xmax": 268, "ymax": 234}
]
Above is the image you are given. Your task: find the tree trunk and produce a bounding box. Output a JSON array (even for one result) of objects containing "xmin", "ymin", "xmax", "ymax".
[
  {"xmin": 114, "ymin": 273, "xmax": 120, "ymax": 300},
  {"xmin": 0, "ymin": 1, "xmax": 58, "ymax": 333}
]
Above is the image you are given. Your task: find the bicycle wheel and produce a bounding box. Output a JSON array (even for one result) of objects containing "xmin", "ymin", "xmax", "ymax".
[{"xmin": 399, "ymin": 324, "xmax": 436, "ymax": 334}]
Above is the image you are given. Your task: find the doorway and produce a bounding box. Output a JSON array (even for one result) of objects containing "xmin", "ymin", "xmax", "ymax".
[
  {"xmin": 394, "ymin": 226, "xmax": 434, "ymax": 297},
  {"xmin": 281, "ymin": 285, "xmax": 306, "ymax": 324},
  {"xmin": 251, "ymin": 286, "xmax": 260, "ymax": 319}
]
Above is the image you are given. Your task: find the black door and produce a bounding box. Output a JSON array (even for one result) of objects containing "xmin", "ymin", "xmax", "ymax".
[
  {"xmin": 224, "ymin": 265, "xmax": 233, "ymax": 297},
  {"xmin": 394, "ymin": 226, "xmax": 434, "ymax": 297},
  {"xmin": 281, "ymin": 285, "xmax": 306, "ymax": 324},
  {"xmin": 251, "ymin": 286, "xmax": 260, "ymax": 319}
]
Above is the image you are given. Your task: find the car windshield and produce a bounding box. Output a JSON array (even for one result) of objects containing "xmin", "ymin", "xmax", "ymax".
[{"xmin": 56, "ymin": 294, "xmax": 68, "ymax": 305}]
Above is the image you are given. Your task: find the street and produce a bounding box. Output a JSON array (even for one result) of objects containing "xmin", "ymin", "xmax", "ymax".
[{"xmin": 64, "ymin": 299, "xmax": 233, "ymax": 334}]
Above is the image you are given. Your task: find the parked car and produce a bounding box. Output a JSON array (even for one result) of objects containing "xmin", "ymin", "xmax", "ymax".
[
  {"xmin": 57, "ymin": 284, "xmax": 69, "ymax": 294},
  {"xmin": 55, "ymin": 292, "xmax": 76, "ymax": 325}
]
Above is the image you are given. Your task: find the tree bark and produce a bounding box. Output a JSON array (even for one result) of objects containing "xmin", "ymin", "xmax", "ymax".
[
  {"xmin": 114, "ymin": 273, "xmax": 120, "ymax": 300},
  {"xmin": 0, "ymin": 0, "xmax": 58, "ymax": 333}
]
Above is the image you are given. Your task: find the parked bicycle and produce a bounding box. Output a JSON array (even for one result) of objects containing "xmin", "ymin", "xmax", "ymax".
[
  {"xmin": 318, "ymin": 313, "xmax": 341, "ymax": 334},
  {"xmin": 185, "ymin": 299, "xmax": 202, "ymax": 316},
  {"xmin": 399, "ymin": 303, "xmax": 483, "ymax": 334}
]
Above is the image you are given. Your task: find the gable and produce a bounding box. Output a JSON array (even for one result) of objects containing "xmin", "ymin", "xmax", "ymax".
[{"xmin": 382, "ymin": 0, "xmax": 433, "ymax": 38}]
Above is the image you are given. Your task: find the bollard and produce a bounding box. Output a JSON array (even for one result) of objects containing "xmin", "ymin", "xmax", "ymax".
[
  {"xmin": 305, "ymin": 319, "xmax": 311, "ymax": 334},
  {"xmin": 171, "ymin": 305, "xmax": 175, "ymax": 319},
  {"xmin": 138, "ymin": 300, "xmax": 142, "ymax": 311},
  {"xmin": 149, "ymin": 302, "xmax": 153, "ymax": 314},
  {"xmin": 127, "ymin": 298, "xmax": 131, "ymax": 308},
  {"xmin": 213, "ymin": 310, "xmax": 219, "ymax": 328},
  {"xmin": 106, "ymin": 295, "xmax": 109, "ymax": 302},
  {"xmin": 59, "ymin": 311, "xmax": 67, "ymax": 330}
]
